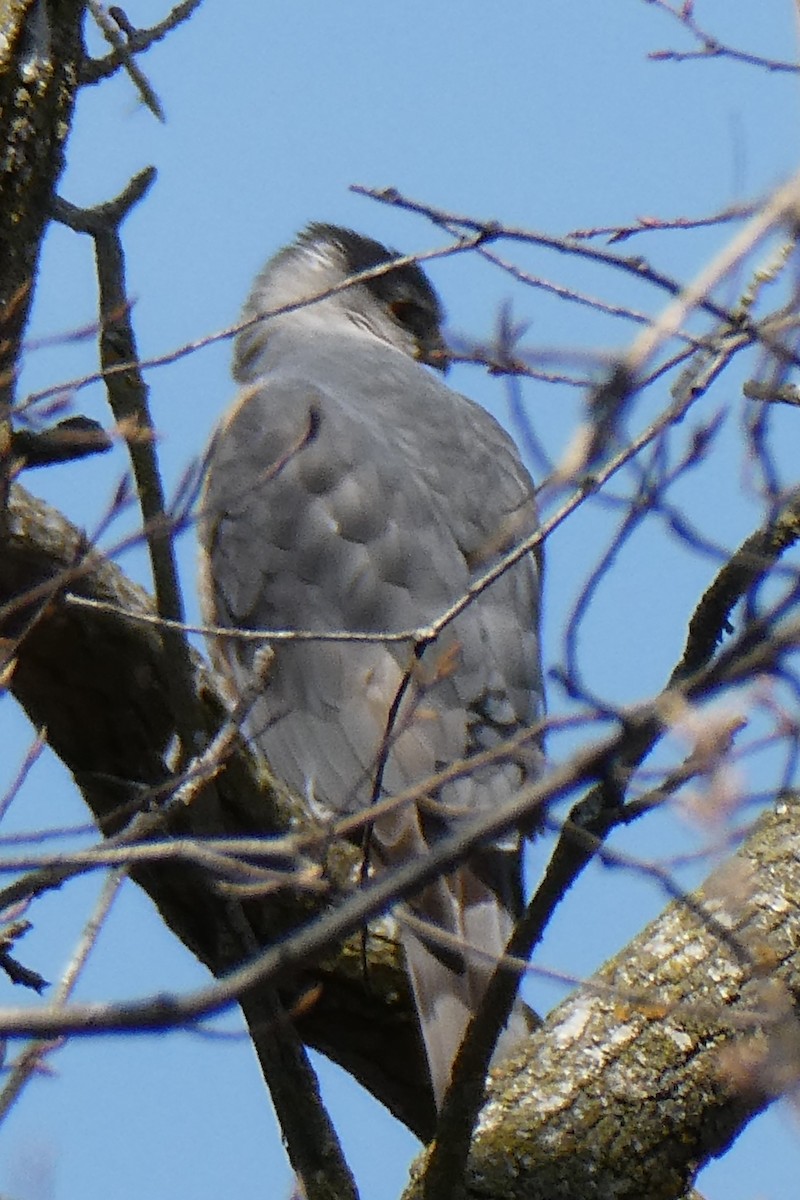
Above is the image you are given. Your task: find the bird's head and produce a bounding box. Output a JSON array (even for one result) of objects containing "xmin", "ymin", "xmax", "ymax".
[{"xmin": 233, "ymin": 223, "xmax": 449, "ymax": 381}]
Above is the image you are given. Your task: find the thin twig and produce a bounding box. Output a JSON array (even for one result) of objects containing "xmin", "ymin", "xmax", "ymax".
[
  {"xmin": 646, "ymin": 0, "xmax": 800, "ymax": 74},
  {"xmin": 86, "ymin": 1, "xmax": 165, "ymax": 120},
  {"xmin": 82, "ymin": 0, "xmax": 205, "ymax": 84},
  {"xmin": 53, "ymin": 169, "xmax": 204, "ymax": 762}
]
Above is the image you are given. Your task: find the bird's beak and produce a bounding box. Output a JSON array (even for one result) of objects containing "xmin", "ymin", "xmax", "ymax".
[{"xmin": 418, "ymin": 334, "xmax": 451, "ymax": 374}]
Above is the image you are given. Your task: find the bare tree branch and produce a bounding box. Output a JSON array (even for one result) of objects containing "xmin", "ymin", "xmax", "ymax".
[
  {"xmin": 81, "ymin": 0, "xmax": 204, "ymax": 85},
  {"xmin": 51, "ymin": 168, "xmax": 207, "ymax": 763},
  {"xmin": 647, "ymin": 0, "xmax": 800, "ymax": 74},
  {"xmin": 408, "ymin": 794, "xmax": 800, "ymax": 1200}
]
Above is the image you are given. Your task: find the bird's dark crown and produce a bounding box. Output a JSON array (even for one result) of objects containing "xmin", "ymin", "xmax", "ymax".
[{"xmin": 296, "ymin": 223, "xmax": 443, "ymax": 327}]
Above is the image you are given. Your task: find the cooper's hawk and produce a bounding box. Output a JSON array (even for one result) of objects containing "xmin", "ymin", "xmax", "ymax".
[{"xmin": 199, "ymin": 224, "xmax": 544, "ymax": 1108}]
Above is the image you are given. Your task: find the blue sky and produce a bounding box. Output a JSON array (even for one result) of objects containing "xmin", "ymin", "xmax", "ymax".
[{"xmin": 2, "ymin": 3, "xmax": 800, "ymax": 1198}]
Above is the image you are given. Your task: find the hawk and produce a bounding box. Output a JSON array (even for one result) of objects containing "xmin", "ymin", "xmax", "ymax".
[{"xmin": 199, "ymin": 224, "xmax": 544, "ymax": 1108}]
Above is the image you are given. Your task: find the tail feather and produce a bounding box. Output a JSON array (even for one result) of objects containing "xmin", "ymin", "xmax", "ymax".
[
  {"xmin": 401, "ymin": 866, "xmax": 529, "ymax": 1110},
  {"xmin": 401, "ymin": 925, "xmax": 474, "ymax": 1109},
  {"xmin": 375, "ymin": 788, "xmax": 529, "ymax": 1108}
]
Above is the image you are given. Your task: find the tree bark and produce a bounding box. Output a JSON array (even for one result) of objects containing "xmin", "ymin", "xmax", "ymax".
[
  {"xmin": 0, "ymin": 0, "xmax": 86, "ymax": 422},
  {"xmin": 407, "ymin": 796, "xmax": 800, "ymax": 1199}
]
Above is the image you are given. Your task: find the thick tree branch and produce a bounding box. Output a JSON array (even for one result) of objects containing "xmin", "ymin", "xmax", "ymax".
[{"xmin": 408, "ymin": 795, "xmax": 800, "ymax": 1200}]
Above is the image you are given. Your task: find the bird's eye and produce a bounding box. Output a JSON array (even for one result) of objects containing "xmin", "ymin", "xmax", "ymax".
[{"xmin": 389, "ymin": 299, "xmax": 427, "ymax": 336}]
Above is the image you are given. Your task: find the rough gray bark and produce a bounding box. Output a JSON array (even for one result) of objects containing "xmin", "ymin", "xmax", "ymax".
[
  {"xmin": 407, "ymin": 796, "xmax": 800, "ymax": 1199},
  {"xmin": 0, "ymin": 0, "xmax": 86, "ymax": 496},
  {"xmin": 0, "ymin": 0, "xmax": 85, "ymax": 333}
]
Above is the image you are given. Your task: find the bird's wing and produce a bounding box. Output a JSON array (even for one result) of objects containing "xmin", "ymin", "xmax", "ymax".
[{"xmin": 200, "ymin": 356, "xmax": 543, "ymax": 1105}]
